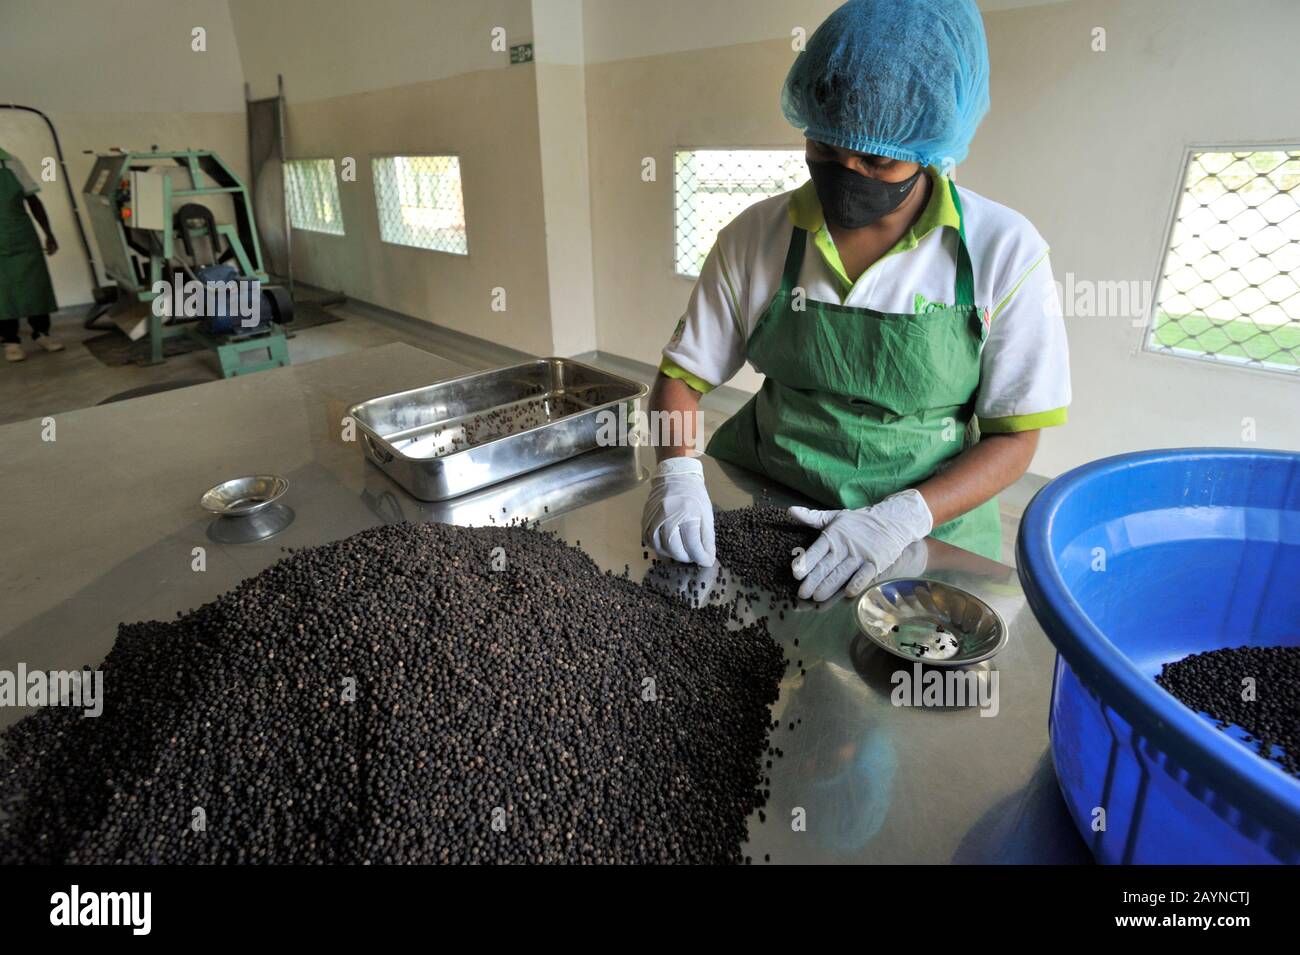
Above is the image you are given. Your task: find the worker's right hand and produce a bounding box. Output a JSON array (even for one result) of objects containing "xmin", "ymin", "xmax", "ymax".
[{"xmin": 641, "ymin": 457, "xmax": 716, "ymax": 566}]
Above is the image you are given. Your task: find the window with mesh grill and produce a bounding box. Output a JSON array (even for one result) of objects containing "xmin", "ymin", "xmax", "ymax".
[
  {"xmin": 675, "ymin": 149, "xmax": 809, "ymax": 278},
  {"xmin": 284, "ymin": 159, "xmax": 344, "ymax": 236},
  {"xmin": 1147, "ymin": 148, "xmax": 1300, "ymax": 373},
  {"xmin": 372, "ymin": 155, "xmax": 468, "ymax": 255}
]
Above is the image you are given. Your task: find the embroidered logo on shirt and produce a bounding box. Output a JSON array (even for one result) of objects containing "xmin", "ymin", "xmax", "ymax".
[
  {"xmin": 913, "ymin": 294, "xmax": 993, "ymax": 334},
  {"xmin": 913, "ymin": 293, "xmax": 952, "ymax": 314}
]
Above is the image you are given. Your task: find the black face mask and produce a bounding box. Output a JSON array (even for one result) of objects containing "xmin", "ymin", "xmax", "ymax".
[{"xmin": 807, "ymin": 160, "xmax": 922, "ymax": 230}]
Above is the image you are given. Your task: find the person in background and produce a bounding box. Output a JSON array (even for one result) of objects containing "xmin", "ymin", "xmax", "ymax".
[
  {"xmin": 641, "ymin": 0, "xmax": 1070, "ymax": 601},
  {"xmin": 0, "ymin": 146, "xmax": 63, "ymax": 362}
]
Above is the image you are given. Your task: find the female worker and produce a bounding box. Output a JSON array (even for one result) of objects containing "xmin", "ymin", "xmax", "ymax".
[
  {"xmin": 0, "ymin": 146, "xmax": 62, "ymax": 362},
  {"xmin": 641, "ymin": 0, "xmax": 1069, "ymax": 601}
]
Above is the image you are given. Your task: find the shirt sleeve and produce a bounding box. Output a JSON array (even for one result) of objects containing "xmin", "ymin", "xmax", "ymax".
[
  {"xmin": 975, "ymin": 249, "xmax": 1071, "ymax": 433},
  {"xmin": 659, "ymin": 240, "xmax": 748, "ymax": 393},
  {"xmin": 6, "ymin": 157, "xmax": 41, "ymax": 196}
]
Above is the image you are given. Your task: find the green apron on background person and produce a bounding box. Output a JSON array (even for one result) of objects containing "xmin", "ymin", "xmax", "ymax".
[
  {"xmin": 0, "ymin": 151, "xmax": 59, "ymax": 321},
  {"xmin": 707, "ymin": 179, "xmax": 1002, "ymax": 560}
]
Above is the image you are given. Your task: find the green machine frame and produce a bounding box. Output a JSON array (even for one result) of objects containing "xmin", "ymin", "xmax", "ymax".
[{"xmin": 82, "ymin": 149, "xmax": 292, "ymax": 377}]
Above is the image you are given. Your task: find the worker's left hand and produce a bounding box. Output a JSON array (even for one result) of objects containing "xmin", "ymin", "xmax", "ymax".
[
  {"xmin": 788, "ymin": 489, "xmax": 933, "ymax": 602},
  {"xmin": 44, "ymin": 235, "xmax": 58, "ymax": 256}
]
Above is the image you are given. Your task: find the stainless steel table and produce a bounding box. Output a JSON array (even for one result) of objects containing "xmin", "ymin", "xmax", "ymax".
[{"xmin": 0, "ymin": 342, "xmax": 1088, "ymax": 864}]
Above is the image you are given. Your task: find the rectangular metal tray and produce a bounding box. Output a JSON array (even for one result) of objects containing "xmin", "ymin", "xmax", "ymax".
[{"xmin": 347, "ymin": 358, "xmax": 648, "ymax": 501}]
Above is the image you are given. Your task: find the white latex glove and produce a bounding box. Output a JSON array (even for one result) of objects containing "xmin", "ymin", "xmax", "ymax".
[
  {"xmin": 641, "ymin": 457, "xmax": 716, "ymax": 566},
  {"xmin": 789, "ymin": 489, "xmax": 933, "ymax": 602}
]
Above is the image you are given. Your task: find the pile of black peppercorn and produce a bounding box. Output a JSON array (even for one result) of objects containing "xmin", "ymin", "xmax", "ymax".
[
  {"xmin": 0, "ymin": 521, "xmax": 783, "ymax": 864},
  {"xmin": 713, "ymin": 505, "xmax": 820, "ymax": 602},
  {"xmin": 1156, "ymin": 645, "xmax": 1300, "ymax": 778}
]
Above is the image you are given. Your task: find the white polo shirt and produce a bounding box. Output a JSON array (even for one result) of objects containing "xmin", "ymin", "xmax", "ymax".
[
  {"xmin": 0, "ymin": 150, "xmax": 41, "ymax": 197},
  {"xmin": 660, "ymin": 170, "xmax": 1070, "ymax": 433}
]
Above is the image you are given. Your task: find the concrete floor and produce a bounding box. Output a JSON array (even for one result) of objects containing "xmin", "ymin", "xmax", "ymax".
[
  {"xmin": 0, "ymin": 297, "xmax": 1040, "ymax": 566},
  {"xmin": 0, "ymin": 299, "xmax": 527, "ymax": 426}
]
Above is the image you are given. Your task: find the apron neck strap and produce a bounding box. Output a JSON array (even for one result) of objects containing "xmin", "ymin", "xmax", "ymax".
[
  {"xmin": 948, "ymin": 179, "xmax": 976, "ymax": 308},
  {"xmin": 783, "ymin": 176, "xmax": 976, "ymax": 307},
  {"xmin": 780, "ymin": 224, "xmax": 809, "ymax": 295}
]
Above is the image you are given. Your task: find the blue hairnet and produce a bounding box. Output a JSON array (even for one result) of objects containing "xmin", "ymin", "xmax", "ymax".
[{"xmin": 782, "ymin": 0, "xmax": 990, "ymax": 172}]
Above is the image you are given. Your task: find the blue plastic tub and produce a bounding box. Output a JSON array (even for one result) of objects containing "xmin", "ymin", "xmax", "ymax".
[{"xmin": 1017, "ymin": 449, "xmax": 1300, "ymax": 864}]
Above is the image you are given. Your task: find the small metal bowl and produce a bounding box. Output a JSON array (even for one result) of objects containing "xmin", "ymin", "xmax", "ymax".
[
  {"xmin": 200, "ymin": 475, "xmax": 289, "ymax": 517},
  {"xmin": 855, "ymin": 577, "xmax": 1007, "ymax": 667}
]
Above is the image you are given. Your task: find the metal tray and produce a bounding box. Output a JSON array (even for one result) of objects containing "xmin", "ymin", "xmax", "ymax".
[
  {"xmin": 361, "ymin": 446, "xmax": 646, "ymax": 526},
  {"xmin": 347, "ymin": 358, "xmax": 648, "ymax": 501}
]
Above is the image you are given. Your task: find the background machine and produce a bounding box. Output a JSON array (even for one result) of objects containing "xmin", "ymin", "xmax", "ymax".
[{"xmin": 81, "ymin": 148, "xmax": 293, "ymax": 378}]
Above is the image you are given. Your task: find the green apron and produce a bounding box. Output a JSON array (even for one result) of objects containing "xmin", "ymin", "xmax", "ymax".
[
  {"xmin": 707, "ymin": 179, "xmax": 1002, "ymax": 560},
  {"xmin": 0, "ymin": 153, "xmax": 59, "ymax": 321}
]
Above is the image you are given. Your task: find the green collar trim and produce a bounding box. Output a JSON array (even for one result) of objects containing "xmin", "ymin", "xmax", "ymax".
[
  {"xmin": 787, "ymin": 168, "xmax": 960, "ymax": 294},
  {"xmin": 0, "ymin": 148, "xmax": 10, "ymax": 162}
]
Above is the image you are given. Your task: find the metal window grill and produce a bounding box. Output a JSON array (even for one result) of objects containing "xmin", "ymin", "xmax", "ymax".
[
  {"xmin": 372, "ymin": 155, "xmax": 468, "ymax": 255},
  {"xmin": 675, "ymin": 149, "xmax": 809, "ymax": 278},
  {"xmin": 283, "ymin": 158, "xmax": 344, "ymax": 236},
  {"xmin": 1147, "ymin": 148, "xmax": 1300, "ymax": 373}
]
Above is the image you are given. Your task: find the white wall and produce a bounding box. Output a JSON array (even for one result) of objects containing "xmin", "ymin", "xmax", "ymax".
[
  {"xmin": 580, "ymin": 0, "xmax": 1070, "ymax": 63},
  {"xmin": 963, "ymin": 0, "xmax": 1300, "ymax": 473},
  {"xmin": 228, "ymin": 0, "xmax": 534, "ymax": 101},
  {"xmin": 0, "ymin": 0, "xmax": 245, "ymax": 113},
  {"xmin": 228, "ymin": 0, "xmax": 606, "ymax": 357},
  {"xmin": 227, "ymin": 0, "xmax": 564, "ymax": 355},
  {"xmin": 582, "ymin": 0, "xmax": 840, "ymax": 63},
  {"xmin": 533, "ymin": 0, "xmax": 599, "ymax": 355}
]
